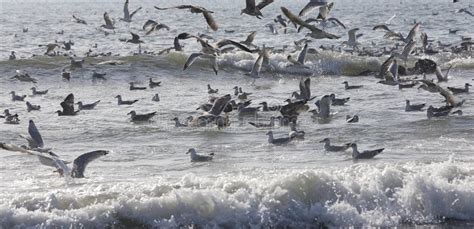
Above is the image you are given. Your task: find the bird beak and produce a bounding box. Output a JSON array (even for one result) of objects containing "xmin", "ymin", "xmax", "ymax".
[{"xmin": 319, "ymin": 140, "xmax": 325, "ymax": 143}]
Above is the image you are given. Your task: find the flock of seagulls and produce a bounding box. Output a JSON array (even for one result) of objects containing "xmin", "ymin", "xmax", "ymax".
[{"xmin": 2, "ymin": 0, "xmax": 473, "ymax": 178}]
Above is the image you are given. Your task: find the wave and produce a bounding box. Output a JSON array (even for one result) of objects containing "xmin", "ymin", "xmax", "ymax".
[
  {"xmin": 1, "ymin": 50, "xmax": 473, "ymax": 78},
  {"xmin": 1, "ymin": 160, "xmax": 474, "ymax": 228}
]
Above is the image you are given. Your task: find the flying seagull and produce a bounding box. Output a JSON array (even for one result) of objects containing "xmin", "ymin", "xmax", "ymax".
[
  {"xmin": 281, "ymin": 7, "xmax": 340, "ymax": 40},
  {"xmin": 241, "ymin": 0, "xmax": 274, "ymax": 19},
  {"xmin": 154, "ymin": 5, "xmax": 218, "ymax": 31},
  {"xmin": 121, "ymin": 0, "xmax": 142, "ymax": 22}
]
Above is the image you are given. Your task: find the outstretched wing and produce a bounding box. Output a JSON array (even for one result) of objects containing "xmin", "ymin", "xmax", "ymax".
[
  {"xmin": 130, "ymin": 7, "xmax": 142, "ymax": 18},
  {"xmin": 28, "ymin": 120, "xmax": 44, "ymax": 148},
  {"xmin": 143, "ymin": 19, "xmax": 157, "ymax": 30},
  {"xmin": 256, "ymin": 0, "xmax": 274, "ymax": 10},
  {"xmin": 203, "ymin": 11, "xmax": 218, "ymax": 31},
  {"xmin": 297, "ymin": 43, "xmax": 308, "ymax": 64},
  {"xmin": 72, "ymin": 150, "xmax": 109, "ymax": 178},
  {"xmin": 299, "ymin": 0, "xmax": 327, "ymax": 17},
  {"xmin": 216, "ymin": 39, "xmax": 252, "ymax": 53},
  {"xmin": 104, "ymin": 12, "xmax": 114, "ymax": 26}
]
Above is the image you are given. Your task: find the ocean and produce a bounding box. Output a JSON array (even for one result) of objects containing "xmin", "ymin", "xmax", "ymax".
[{"xmin": 0, "ymin": 0, "xmax": 473, "ymax": 227}]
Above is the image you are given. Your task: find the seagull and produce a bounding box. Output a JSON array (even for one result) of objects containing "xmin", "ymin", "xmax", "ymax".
[
  {"xmin": 72, "ymin": 15, "xmax": 87, "ymax": 25},
  {"xmin": 10, "ymin": 91, "xmax": 26, "ymax": 101},
  {"xmin": 208, "ymin": 84, "xmax": 219, "ymax": 94},
  {"xmin": 143, "ymin": 20, "xmax": 170, "ymax": 35},
  {"xmin": 245, "ymin": 47, "xmax": 268, "ymax": 84},
  {"xmin": 281, "ymin": 7, "xmax": 340, "ymax": 40},
  {"xmin": 274, "ymin": 15, "xmax": 289, "ymax": 27},
  {"xmin": 405, "ymin": 100, "xmax": 425, "ymax": 112},
  {"xmin": 437, "ymin": 85, "xmax": 465, "ymax": 108},
  {"xmin": 70, "ymin": 57, "xmax": 84, "ymax": 68},
  {"xmin": 115, "ymin": 95, "xmax": 138, "ymax": 105},
  {"xmin": 346, "ymin": 115, "xmax": 359, "ymax": 123},
  {"xmin": 448, "ymin": 83, "xmax": 471, "ymax": 94},
  {"xmin": 178, "ymin": 33, "xmax": 253, "ymax": 75},
  {"xmin": 186, "ymin": 148, "xmax": 214, "ymax": 162},
  {"xmin": 266, "ymin": 131, "xmax": 293, "ymax": 145},
  {"xmin": 16, "ymin": 120, "xmax": 48, "ymax": 152},
  {"xmin": 77, "ymin": 100, "xmax": 100, "ymax": 110},
  {"xmin": 329, "ymin": 94, "xmax": 349, "ymax": 106},
  {"xmin": 11, "ymin": 71, "xmax": 37, "ymax": 83},
  {"xmin": 39, "ymin": 43, "xmax": 59, "ymax": 55},
  {"xmin": 393, "ymin": 39, "xmax": 416, "ymax": 61},
  {"xmin": 342, "ymin": 28, "xmax": 361, "ymax": 49},
  {"xmin": 9, "ymin": 51, "xmax": 16, "ymax": 60},
  {"xmin": 172, "ymin": 117, "xmax": 188, "ymax": 127},
  {"xmin": 248, "ymin": 117, "xmax": 275, "ymax": 128},
  {"xmin": 427, "ymin": 105, "xmax": 462, "ymax": 119},
  {"xmin": 129, "ymin": 82, "xmax": 147, "ymax": 90},
  {"xmin": 49, "ymin": 150, "xmax": 109, "ymax": 178},
  {"xmin": 457, "ymin": 8, "xmax": 474, "ymax": 17},
  {"xmin": 289, "ymin": 123, "xmax": 305, "ymax": 140},
  {"xmin": 121, "ymin": 0, "xmax": 142, "ymax": 22},
  {"xmin": 30, "ymin": 87, "xmax": 48, "ymax": 96},
  {"xmin": 26, "ymin": 101, "xmax": 41, "ymax": 112},
  {"xmin": 240, "ymin": 31, "xmax": 258, "ymax": 47},
  {"xmin": 299, "ymin": 0, "xmax": 328, "ymax": 17},
  {"xmin": 292, "ymin": 78, "xmax": 314, "ymax": 101},
  {"xmin": 56, "ymin": 93, "xmax": 79, "ymax": 116},
  {"xmin": 126, "ymin": 32, "xmax": 144, "ymax": 44},
  {"xmin": 287, "ymin": 43, "xmax": 309, "ymax": 68},
  {"xmin": 100, "ymin": 12, "xmax": 115, "ymax": 30},
  {"xmin": 62, "ymin": 70, "xmax": 71, "ymax": 82},
  {"xmin": 127, "ymin": 111, "xmax": 157, "ymax": 122},
  {"xmin": 188, "ymin": 94, "xmax": 232, "ymax": 127},
  {"xmin": 92, "ymin": 70, "xmax": 107, "ymax": 81},
  {"xmin": 155, "ymin": 5, "xmax": 218, "ymax": 31},
  {"xmin": 350, "ymin": 143, "xmax": 384, "ymax": 159},
  {"xmin": 319, "ymin": 138, "xmax": 351, "ymax": 152},
  {"xmin": 149, "ymin": 78, "xmax": 161, "ymax": 88},
  {"xmin": 265, "ymin": 23, "xmax": 279, "ymax": 35},
  {"xmin": 342, "ymin": 81, "xmax": 363, "ymax": 90},
  {"xmin": 241, "ymin": 0, "xmax": 274, "ymax": 19},
  {"xmin": 184, "ymin": 53, "xmax": 219, "ymax": 75},
  {"xmin": 316, "ymin": 2, "xmax": 334, "ymax": 20}
]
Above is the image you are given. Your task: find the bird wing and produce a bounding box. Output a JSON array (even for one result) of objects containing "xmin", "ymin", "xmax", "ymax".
[
  {"xmin": 209, "ymin": 95, "xmax": 232, "ymax": 116},
  {"xmin": 437, "ymin": 85, "xmax": 459, "ymax": 107},
  {"xmin": 402, "ymin": 39, "xmax": 416, "ymax": 57},
  {"xmin": 249, "ymin": 50, "xmax": 265, "ymax": 77},
  {"xmin": 203, "ymin": 11, "xmax": 218, "ymax": 31},
  {"xmin": 130, "ymin": 32, "xmax": 140, "ymax": 41},
  {"xmin": 72, "ymin": 150, "xmax": 108, "ymax": 178},
  {"xmin": 184, "ymin": 53, "xmax": 204, "ymax": 71},
  {"xmin": 173, "ymin": 37, "xmax": 183, "ymax": 51},
  {"xmin": 297, "ymin": 43, "xmax": 308, "ymax": 64},
  {"xmin": 216, "ymin": 39, "xmax": 252, "ymax": 53},
  {"xmin": 299, "ymin": 0, "xmax": 327, "ymax": 17},
  {"xmin": 348, "ymin": 28, "xmax": 359, "ymax": 43},
  {"xmin": 405, "ymin": 23, "xmax": 420, "ymax": 43},
  {"xmin": 104, "ymin": 12, "xmax": 114, "ymax": 26},
  {"xmin": 61, "ymin": 93, "xmax": 75, "ymax": 114},
  {"xmin": 143, "ymin": 19, "xmax": 158, "ymax": 30},
  {"xmin": 282, "ymin": 7, "xmax": 339, "ymax": 39},
  {"xmin": 373, "ymin": 24, "xmax": 391, "ymax": 32},
  {"xmin": 123, "ymin": 0, "xmax": 130, "ymax": 19},
  {"xmin": 246, "ymin": 0, "xmax": 257, "ymax": 11},
  {"xmin": 130, "ymin": 7, "xmax": 142, "ymax": 18},
  {"xmin": 256, "ymin": 0, "xmax": 274, "ymax": 10},
  {"xmin": 244, "ymin": 31, "xmax": 257, "ymax": 44},
  {"xmin": 28, "ymin": 120, "xmax": 44, "ymax": 148},
  {"xmin": 327, "ymin": 18, "xmax": 346, "ymax": 29}
]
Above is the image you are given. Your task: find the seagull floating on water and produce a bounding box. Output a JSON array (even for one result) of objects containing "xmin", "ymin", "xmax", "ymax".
[
  {"xmin": 26, "ymin": 101, "xmax": 41, "ymax": 112},
  {"xmin": 350, "ymin": 143, "xmax": 384, "ymax": 159},
  {"xmin": 127, "ymin": 111, "xmax": 157, "ymax": 122},
  {"xmin": 77, "ymin": 100, "xmax": 100, "ymax": 110},
  {"xmin": 186, "ymin": 148, "xmax": 214, "ymax": 162},
  {"xmin": 320, "ymin": 138, "xmax": 351, "ymax": 152},
  {"xmin": 115, "ymin": 95, "xmax": 138, "ymax": 105}
]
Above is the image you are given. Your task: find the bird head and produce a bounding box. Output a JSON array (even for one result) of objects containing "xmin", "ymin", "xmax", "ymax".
[
  {"xmin": 186, "ymin": 148, "xmax": 196, "ymax": 154},
  {"xmin": 127, "ymin": 111, "xmax": 136, "ymax": 116}
]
